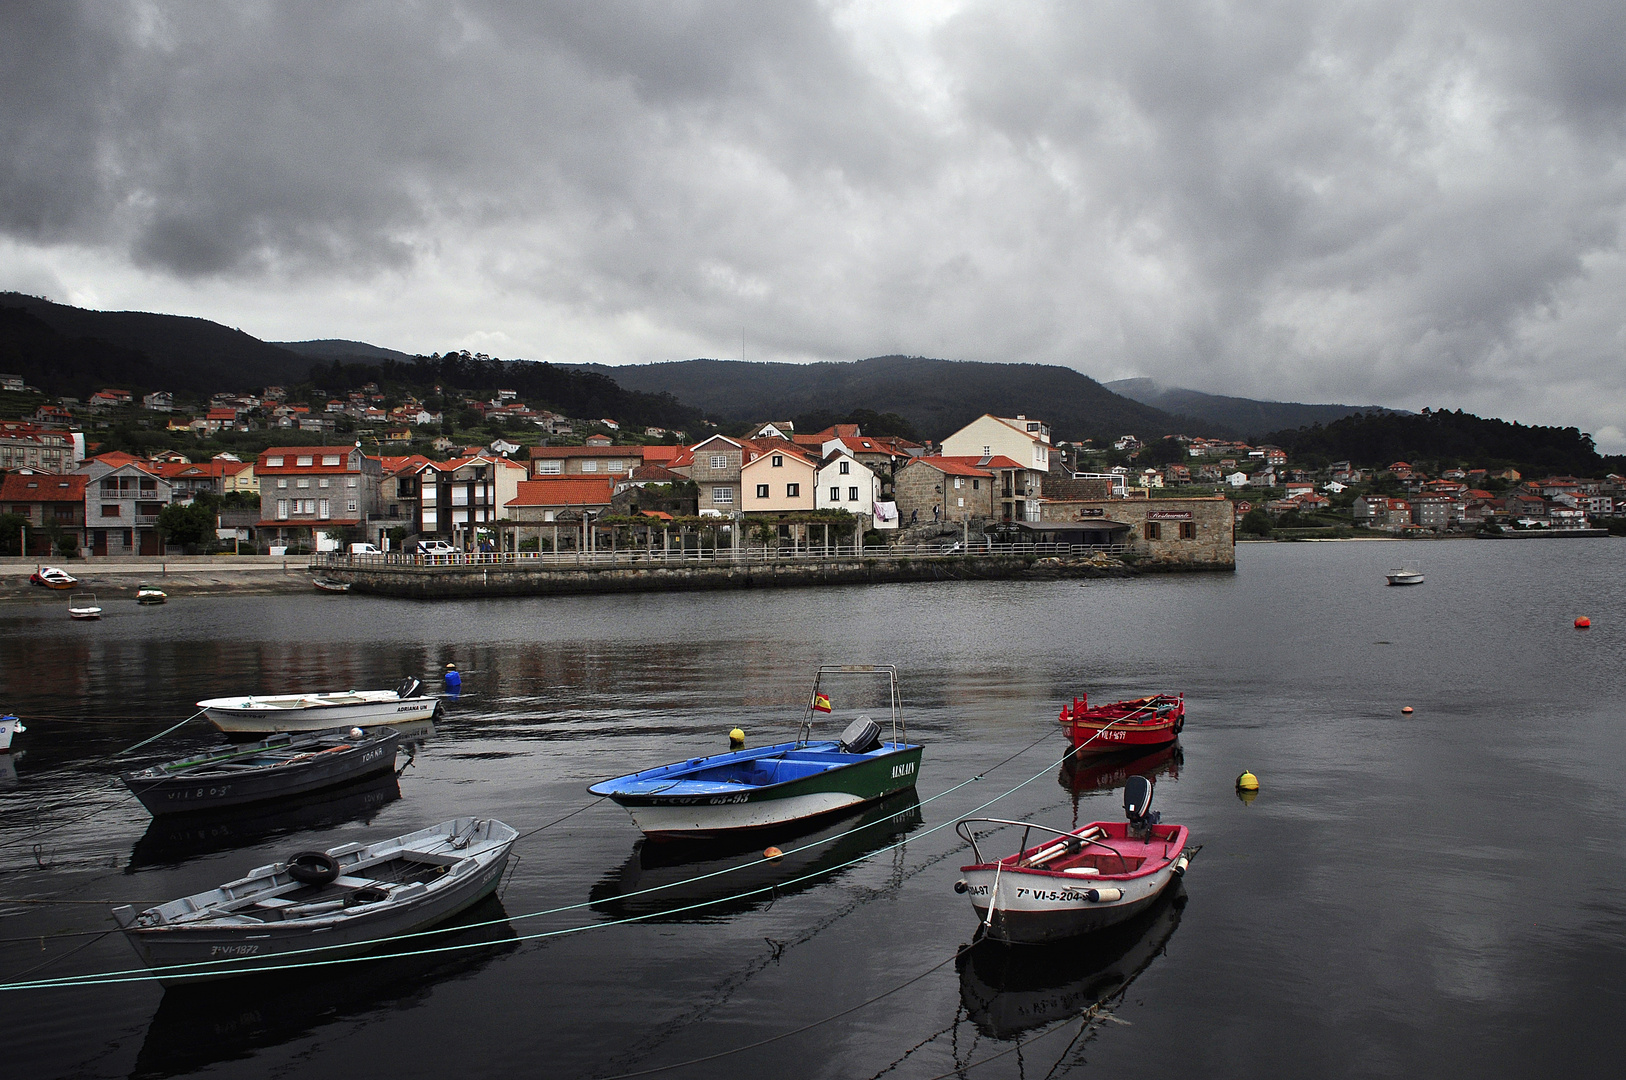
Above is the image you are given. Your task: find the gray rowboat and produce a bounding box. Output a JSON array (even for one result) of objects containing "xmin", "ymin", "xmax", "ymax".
[
  {"xmin": 120, "ymin": 728, "xmax": 400, "ymax": 815},
  {"xmin": 112, "ymin": 817, "xmax": 517, "ymax": 983}
]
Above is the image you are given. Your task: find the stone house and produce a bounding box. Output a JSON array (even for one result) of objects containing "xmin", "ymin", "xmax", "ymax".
[
  {"xmin": 82, "ymin": 461, "xmax": 173, "ymax": 555},
  {"xmin": 894, "ymin": 456, "xmax": 995, "ymax": 525},
  {"xmin": 529, "ymin": 445, "xmax": 645, "ymax": 480},
  {"xmin": 1037, "ymin": 496, "xmax": 1234, "ymax": 565},
  {"xmin": 687, "ymin": 435, "xmax": 746, "ymax": 515},
  {"xmin": 1, "ymin": 473, "xmax": 87, "ymax": 554},
  {"xmin": 255, "ymin": 445, "xmax": 382, "ymax": 548}
]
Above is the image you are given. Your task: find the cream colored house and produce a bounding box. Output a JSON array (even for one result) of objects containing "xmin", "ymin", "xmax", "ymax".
[
  {"xmin": 940, "ymin": 414, "xmax": 1051, "ymax": 473},
  {"xmin": 741, "ymin": 444, "xmax": 816, "ymax": 514}
]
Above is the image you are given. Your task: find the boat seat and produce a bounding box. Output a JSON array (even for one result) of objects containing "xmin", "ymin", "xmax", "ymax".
[{"xmin": 1062, "ymin": 867, "xmax": 1099, "ymax": 876}]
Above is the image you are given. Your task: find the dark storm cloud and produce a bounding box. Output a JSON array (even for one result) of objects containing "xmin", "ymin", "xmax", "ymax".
[{"xmin": 1, "ymin": 1, "xmax": 1623, "ymax": 441}]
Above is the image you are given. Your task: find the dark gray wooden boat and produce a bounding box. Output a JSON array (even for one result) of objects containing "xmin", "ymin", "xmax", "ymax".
[
  {"xmin": 121, "ymin": 728, "xmax": 400, "ymax": 815},
  {"xmin": 112, "ymin": 817, "xmax": 517, "ymax": 983}
]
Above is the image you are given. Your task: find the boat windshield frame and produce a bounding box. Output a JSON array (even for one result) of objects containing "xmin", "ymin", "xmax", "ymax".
[
  {"xmin": 955, "ymin": 816, "xmax": 1126, "ymax": 867},
  {"xmin": 796, "ymin": 664, "xmax": 906, "ymax": 748}
]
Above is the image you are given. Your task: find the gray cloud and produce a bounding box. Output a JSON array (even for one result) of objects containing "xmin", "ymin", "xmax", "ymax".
[{"xmin": 1, "ymin": 1, "xmax": 1623, "ymax": 445}]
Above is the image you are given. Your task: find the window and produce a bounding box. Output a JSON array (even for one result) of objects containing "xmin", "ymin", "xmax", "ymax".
[
  {"xmin": 1180, "ymin": 521, "xmax": 1197, "ymax": 540},
  {"xmin": 972, "ymin": 479, "xmax": 980, "ymax": 490},
  {"xmin": 297, "ymin": 477, "xmax": 310, "ymax": 489},
  {"xmin": 322, "ymin": 455, "xmax": 341, "ymax": 466},
  {"xmin": 318, "ymin": 478, "xmax": 330, "ymax": 489},
  {"xmin": 582, "ymin": 460, "xmax": 598, "ymax": 472},
  {"xmin": 277, "ymin": 477, "xmax": 288, "ymax": 489},
  {"xmin": 786, "ymin": 483, "xmax": 799, "ymax": 497},
  {"xmin": 830, "ymin": 486, "xmax": 841, "ymax": 502},
  {"xmin": 849, "ymin": 486, "xmax": 859, "ymax": 501},
  {"xmin": 958, "ymin": 497, "xmax": 964, "ymax": 507},
  {"xmin": 712, "ymin": 487, "xmax": 733, "ymax": 504},
  {"xmin": 982, "ymin": 445, "xmax": 991, "ymax": 457},
  {"xmin": 101, "ymin": 477, "xmax": 118, "ymax": 492},
  {"xmin": 140, "ymin": 478, "xmax": 156, "ymax": 491},
  {"xmin": 102, "ymin": 504, "xmax": 122, "ymax": 518},
  {"xmin": 296, "ymin": 455, "xmax": 313, "ymax": 466},
  {"xmin": 318, "ymin": 500, "xmax": 331, "ymax": 518},
  {"xmin": 606, "ymin": 460, "xmax": 624, "ymax": 472},
  {"xmin": 954, "ymin": 477, "xmax": 963, "ymax": 489},
  {"xmin": 756, "ymin": 484, "xmax": 770, "ymax": 498},
  {"xmin": 537, "ymin": 460, "xmax": 562, "ymax": 475},
  {"xmin": 276, "ymin": 499, "xmax": 288, "ymax": 519},
  {"xmin": 347, "ymin": 501, "xmax": 358, "ymax": 514},
  {"xmin": 771, "ymin": 455, "xmax": 783, "ymax": 467},
  {"xmin": 388, "ymin": 504, "xmax": 400, "ymax": 518},
  {"xmin": 839, "ymin": 460, "xmax": 850, "ymax": 475},
  {"xmin": 266, "ymin": 456, "xmax": 284, "ymax": 467},
  {"xmin": 1144, "ymin": 521, "xmax": 1161, "ymax": 541},
  {"xmin": 711, "ymin": 455, "xmax": 728, "ymax": 469},
  {"xmin": 347, "ymin": 477, "xmax": 357, "ymax": 488}
]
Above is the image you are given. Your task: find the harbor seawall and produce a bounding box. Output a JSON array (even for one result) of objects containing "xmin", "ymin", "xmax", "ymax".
[{"xmin": 315, "ymin": 551, "xmax": 1232, "ymax": 600}]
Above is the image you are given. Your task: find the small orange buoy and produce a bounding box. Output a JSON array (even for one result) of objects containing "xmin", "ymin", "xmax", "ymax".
[
  {"xmin": 763, "ymin": 847, "xmax": 783, "ymax": 860},
  {"xmin": 1401, "ymin": 706, "xmax": 1414, "ymax": 715},
  {"xmin": 1575, "ymin": 616, "xmax": 1591, "ymax": 629}
]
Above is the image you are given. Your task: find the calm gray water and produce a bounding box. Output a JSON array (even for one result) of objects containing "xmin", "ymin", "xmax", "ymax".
[{"xmin": 3, "ymin": 538, "xmax": 1623, "ymax": 1079}]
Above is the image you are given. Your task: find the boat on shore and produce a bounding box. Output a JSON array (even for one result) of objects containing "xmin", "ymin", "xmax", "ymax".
[
  {"xmin": 954, "ymin": 776, "xmax": 1192, "ymax": 943},
  {"xmin": 136, "ymin": 583, "xmax": 168, "ymax": 604},
  {"xmin": 312, "ymin": 577, "xmax": 351, "ymax": 593},
  {"xmin": 0, "ymin": 715, "xmax": 24, "ymax": 753},
  {"xmin": 1058, "ymin": 693, "xmax": 1183, "ymax": 755},
  {"xmin": 198, "ymin": 678, "xmax": 437, "ymax": 734},
  {"xmin": 121, "ymin": 728, "xmax": 400, "ymax": 815},
  {"xmin": 68, "ymin": 592, "xmax": 103, "ymax": 620},
  {"xmin": 1386, "ymin": 568, "xmax": 1425, "ymax": 585},
  {"xmin": 589, "ymin": 664, "xmax": 924, "ymax": 839},
  {"xmin": 111, "ymin": 817, "xmax": 517, "ymax": 983},
  {"xmin": 30, "ymin": 566, "xmax": 77, "ymax": 589}
]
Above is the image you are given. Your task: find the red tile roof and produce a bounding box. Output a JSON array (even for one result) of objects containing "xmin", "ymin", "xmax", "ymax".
[
  {"xmin": 935, "ymin": 454, "xmax": 1025, "ymax": 471},
  {"xmin": 907, "ymin": 455, "xmax": 995, "ymax": 478},
  {"xmin": 529, "ymin": 446, "xmax": 646, "ymax": 460},
  {"xmin": 505, "ymin": 478, "xmax": 616, "ymax": 507},
  {"xmin": 257, "ymin": 448, "xmax": 361, "ymax": 472},
  {"xmin": 1, "ymin": 474, "xmax": 86, "ymax": 501}
]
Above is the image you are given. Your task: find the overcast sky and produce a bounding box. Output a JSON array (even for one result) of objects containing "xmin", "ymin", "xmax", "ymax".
[{"xmin": 3, "ymin": 2, "xmax": 1624, "ymax": 445}]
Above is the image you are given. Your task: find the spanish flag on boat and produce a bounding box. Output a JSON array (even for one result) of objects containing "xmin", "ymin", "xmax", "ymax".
[{"xmin": 811, "ymin": 693, "xmax": 832, "ymax": 713}]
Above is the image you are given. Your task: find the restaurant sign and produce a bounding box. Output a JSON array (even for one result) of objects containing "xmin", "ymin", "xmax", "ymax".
[{"xmin": 1147, "ymin": 510, "xmax": 1193, "ymax": 521}]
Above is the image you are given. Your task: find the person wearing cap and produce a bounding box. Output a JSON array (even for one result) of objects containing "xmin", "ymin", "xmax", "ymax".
[{"xmin": 444, "ymin": 663, "xmax": 461, "ymax": 693}]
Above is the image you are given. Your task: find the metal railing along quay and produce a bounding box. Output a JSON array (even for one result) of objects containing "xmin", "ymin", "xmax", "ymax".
[{"xmin": 312, "ymin": 542, "xmax": 1131, "ymax": 572}]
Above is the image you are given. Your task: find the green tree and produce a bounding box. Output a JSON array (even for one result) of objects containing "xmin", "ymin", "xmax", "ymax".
[
  {"xmin": 158, "ymin": 501, "xmax": 216, "ymax": 547},
  {"xmin": 0, "ymin": 512, "xmax": 26, "ymax": 556},
  {"xmin": 1142, "ymin": 437, "xmax": 1188, "ymax": 467},
  {"xmin": 1240, "ymin": 508, "xmax": 1273, "ymax": 536}
]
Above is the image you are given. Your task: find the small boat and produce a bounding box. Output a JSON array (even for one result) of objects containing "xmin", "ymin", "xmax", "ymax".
[
  {"xmin": 1386, "ymin": 568, "xmax": 1425, "ymax": 585},
  {"xmin": 1058, "ymin": 693, "xmax": 1183, "ymax": 755},
  {"xmin": 29, "ymin": 566, "xmax": 77, "ymax": 589},
  {"xmin": 68, "ymin": 592, "xmax": 103, "ymax": 619},
  {"xmin": 198, "ymin": 678, "xmax": 438, "ymax": 734},
  {"xmin": 111, "ymin": 817, "xmax": 517, "ymax": 983},
  {"xmin": 312, "ymin": 577, "xmax": 351, "ymax": 593},
  {"xmin": 954, "ymin": 776, "xmax": 1192, "ymax": 943},
  {"xmin": 0, "ymin": 715, "xmax": 24, "ymax": 753},
  {"xmin": 136, "ymin": 583, "xmax": 168, "ymax": 604},
  {"xmin": 589, "ymin": 665, "xmax": 924, "ymax": 839},
  {"xmin": 121, "ymin": 727, "xmax": 400, "ymax": 815}
]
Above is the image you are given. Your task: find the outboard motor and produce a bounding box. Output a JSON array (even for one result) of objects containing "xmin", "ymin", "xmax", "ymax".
[
  {"xmin": 839, "ymin": 715, "xmax": 883, "ymax": 754},
  {"xmin": 396, "ymin": 677, "xmax": 423, "ymax": 700},
  {"xmin": 1124, "ymin": 774, "xmax": 1161, "ymax": 838}
]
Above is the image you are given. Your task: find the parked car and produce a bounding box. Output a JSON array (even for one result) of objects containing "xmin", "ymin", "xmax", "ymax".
[{"xmin": 349, "ymin": 543, "xmax": 382, "ymax": 555}]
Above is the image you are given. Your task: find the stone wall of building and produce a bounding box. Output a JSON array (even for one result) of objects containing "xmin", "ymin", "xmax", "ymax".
[{"xmin": 1039, "ymin": 496, "xmax": 1234, "ymax": 567}]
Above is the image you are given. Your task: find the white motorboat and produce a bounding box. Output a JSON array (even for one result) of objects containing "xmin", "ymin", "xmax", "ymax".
[
  {"xmin": 198, "ymin": 678, "xmax": 439, "ymax": 734},
  {"xmin": 112, "ymin": 817, "xmax": 517, "ymax": 983},
  {"xmin": 68, "ymin": 593, "xmax": 103, "ymax": 619},
  {"xmin": 136, "ymin": 583, "xmax": 168, "ymax": 604},
  {"xmin": 1386, "ymin": 568, "xmax": 1424, "ymax": 586},
  {"xmin": 0, "ymin": 715, "xmax": 24, "ymax": 753}
]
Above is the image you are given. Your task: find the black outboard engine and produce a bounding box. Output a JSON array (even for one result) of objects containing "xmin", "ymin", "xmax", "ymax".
[
  {"xmin": 839, "ymin": 715, "xmax": 883, "ymax": 754},
  {"xmin": 396, "ymin": 677, "xmax": 423, "ymax": 700},
  {"xmin": 1124, "ymin": 775, "xmax": 1161, "ymax": 838}
]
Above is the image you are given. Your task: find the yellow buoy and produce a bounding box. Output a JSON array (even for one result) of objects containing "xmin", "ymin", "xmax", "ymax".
[
  {"xmin": 1401, "ymin": 706, "xmax": 1414, "ymax": 715},
  {"xmin": 763, "ymin": 846, "xmax": 783, "ymax": 860},
  {"xmin": 1236, "ymin": 770, "xmax": 1259, "ymax": 791},
  {"xmin": 729, "ymin": 727, "xmax": 745, "ymax": 747}
]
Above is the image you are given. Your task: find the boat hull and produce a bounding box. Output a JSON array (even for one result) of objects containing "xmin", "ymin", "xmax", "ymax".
[
  {"xmin": 122, "ymin": 732, "xmax": 400, "ymax": 815},
  {"xmin": 0, "ymin": 717, "xmax": 23, "ymax": 753},
  {"xmin": 114, "ymin": 818, "xmax": 515, "ymax": 984},
  {"xmin": 1386, "ymin": 574, "xmax": 1424, "ymax": 585},
  {"xmin": 960, "ymin": 821, "xmax": 1190, "ymax": 944},
  {"xmin": 592, "ymin": 741, "xmax": 924, "ymax": 839},
  {"xmin": 200, "ymin": 695, "xmax": 438, "ymax": 733},
  {"xmin": 1059, "ymin": 694, "xmax": 1184, "ymax": 756}
]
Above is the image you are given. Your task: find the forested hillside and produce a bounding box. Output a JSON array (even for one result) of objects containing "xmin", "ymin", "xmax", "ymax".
[{"xmin": 1264, "ymin": 409, "xmax": 1622, "ymax": 475}]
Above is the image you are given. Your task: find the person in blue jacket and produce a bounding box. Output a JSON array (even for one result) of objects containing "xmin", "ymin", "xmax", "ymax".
[{"xmin": 444, "ymin": 663, "xmax": 461, "ymax": 695}]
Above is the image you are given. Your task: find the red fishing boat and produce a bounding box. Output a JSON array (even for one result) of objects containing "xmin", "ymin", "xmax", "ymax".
[{"xmin": 1059, "ymin": 693, "xmax": 1183, "ymax": 755}]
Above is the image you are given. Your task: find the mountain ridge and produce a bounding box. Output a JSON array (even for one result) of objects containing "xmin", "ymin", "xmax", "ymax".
[{"xmin": 1106, "ymin": 377, "xmax": 1401, "ymax": 438}]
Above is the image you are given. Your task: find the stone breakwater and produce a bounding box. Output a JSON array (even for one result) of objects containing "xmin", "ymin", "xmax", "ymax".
[{"xmin": 316, "ymin": 550, "xmax": 1232, "ymax": 600}]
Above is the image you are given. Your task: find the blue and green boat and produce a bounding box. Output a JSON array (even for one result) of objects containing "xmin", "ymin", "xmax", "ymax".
[{"xmin": 589, "ymin": 665, "xmax": 924, "ymax": 839}]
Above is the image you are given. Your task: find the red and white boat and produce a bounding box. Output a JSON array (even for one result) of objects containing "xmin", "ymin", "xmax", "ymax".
[
  {"xmin": 954, "ymin": 777, "xmax": 1191, "ymax": 943},
  {"xmin": 1059, "ymin": 693, "xmax": 1183, "ymax": 755}
]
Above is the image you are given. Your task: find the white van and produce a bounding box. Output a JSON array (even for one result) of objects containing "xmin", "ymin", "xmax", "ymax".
[
  {"xmin": 349, "ymin": 542, "xmax": 381, "ymax": 555},
  {"xmin": 416, "ymin": 540, "xmax": 458, "ymax": 561}
]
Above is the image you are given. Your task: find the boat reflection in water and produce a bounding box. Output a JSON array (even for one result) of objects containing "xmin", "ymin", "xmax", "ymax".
[
  {"xmin": 128, "ymin": 771, "xmax": 402, "ymax": 869},
  {"xmin": 129, "ymin": 894, "xmax": 518, "ymax": 1080},
  {"xmin": 589, "ymin": 790, "xmax": 923, "ymax": 923},
  {"xmin": 1058, "ymin": 744, "xmax": 1181, "ymax": 808},
  {"xmin": 957, "ymin": 886, "xmax": 1186, "ymax": 1040}
]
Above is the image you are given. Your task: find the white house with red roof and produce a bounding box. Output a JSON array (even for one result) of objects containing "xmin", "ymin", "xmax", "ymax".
[{"xmin": 940, "ymin": 414, "xmax": 1051, "ymax": 474}]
